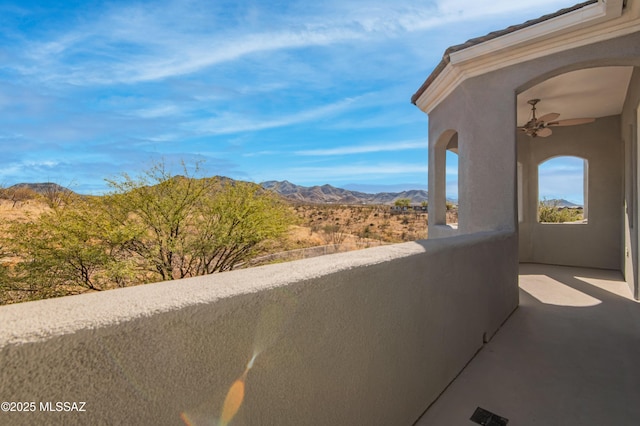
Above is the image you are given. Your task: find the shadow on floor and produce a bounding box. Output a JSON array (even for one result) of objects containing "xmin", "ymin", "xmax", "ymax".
[{"xmin": 415, "ymin": 263, "xmax": 640, "ymax": 426}]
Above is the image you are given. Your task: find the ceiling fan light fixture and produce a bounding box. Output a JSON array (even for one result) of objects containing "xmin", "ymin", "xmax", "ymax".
[{"xmin": 518, "ymin": 99, "xmax": 595, "ymax": 138}]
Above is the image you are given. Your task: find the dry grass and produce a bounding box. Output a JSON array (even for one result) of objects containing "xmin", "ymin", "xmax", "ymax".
[
  {"xmin": 0, "ymin": 199, "xmax": 50, "ymax": 223},
  {"xmin": 281, "ymin": 204, "xmax": 428, "ymax": 248},
  {"xmin": 0, "ymin": 199, "xmax": 432, "ymax": 268}
]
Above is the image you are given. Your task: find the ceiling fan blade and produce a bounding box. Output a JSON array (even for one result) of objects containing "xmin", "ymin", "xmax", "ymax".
[
  {"xmin": 538, "ymin": 112, "xmax": 560, "ymax": 122},
  {"xmin": 547, "ymin": 117, "xmax": 595, "ymax": 127},
  {"xmin": 537, "ymin": 127, "xmax": 553, "ymax": 137}
]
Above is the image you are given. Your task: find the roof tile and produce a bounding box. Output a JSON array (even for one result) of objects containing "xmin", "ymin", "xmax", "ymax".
[{"xmin": 411, "ymin": 1, "xmax": 598, "ymax": 105}]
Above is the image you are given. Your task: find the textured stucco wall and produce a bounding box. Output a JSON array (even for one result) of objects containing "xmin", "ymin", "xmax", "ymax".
[
  {"xmin": 428, "ymin": 79, "xmax": 517, "ymax": 238},
  {"xmin": 426, "ymin": 31, "xmax": 640, "ymax": 272},
  {"xmin": 0, "ymin": 232, "xmax": 517, "ymax": 426},
  {"xmin": 518, "ymin": 115, "xmax": 623, "ymax": 269},
  {"xmin": 622, "ymin": 67, "xmax": 640, "ymax": 298}
]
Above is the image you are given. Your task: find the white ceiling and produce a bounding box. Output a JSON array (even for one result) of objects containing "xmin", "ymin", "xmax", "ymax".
[{"xmin": 517, "ymin": 66, "xmax": 633, "ymax": 126}]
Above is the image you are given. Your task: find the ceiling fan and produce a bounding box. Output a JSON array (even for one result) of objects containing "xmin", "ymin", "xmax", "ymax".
[{"xmin": 518, "ymin": 99, "xmax": 595, "ymax": 138}]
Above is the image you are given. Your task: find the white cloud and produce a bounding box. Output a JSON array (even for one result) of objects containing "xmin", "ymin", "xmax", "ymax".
[
  {"xmin": 284, "ymin": 163, "xmax": 428, "ymax": 181},
  {"xmin": 446, "ymin": 181, "xmax": 459, "ymax": 199},
  {"xmin": 103, "ymin": 29, "xmax": 366, "ymax": 84},
  {"xmin": 187, "ymin": 97, "xmax": 358, "ymax": 135},
  {"xmin": 538, "ymin": 156, "xmax": 585, "ymax": 203},
  {"xmin": 446, "ymin": 166, "xmax": 459, "ymax": 175},
  {"xmin": 14, "ymin": 0, "xmax": 577, "ymax": 85},
  {"xmin": 20, "ymin": 7, "xmax": 367, "ymax": 85},
  {"xmin": 242, "ymin": 150, "xmax": 280, "ymax": 157},
  {"xmin": 24, "ymin": 160, "xmax": 59, "ymax": 168},
  {"xmin": 0, "ymin": 160, "xmax": 60, "ymax": 180},
  {"xmin": 129, "ymin": 105, "xmax": 183, "ymax": 119},
  {"xmin": 435, "ymin": 0, "xmax": 575, "ymax": 21},
  {"xmin": 296, "ymin": 140, "xmax": 427, "ymax": 156},
  {"xmin": 0, "ymin": 163, "xmax": 23, "ymax": 178},
  {"xmin": 0, "ymin": 0, "xmax": 580, "ymax": 192}
]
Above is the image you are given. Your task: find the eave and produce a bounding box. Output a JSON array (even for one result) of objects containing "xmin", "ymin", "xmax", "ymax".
[{"xmin": 411, "ymin": 0, "xmax": 631, "ymax": 114}]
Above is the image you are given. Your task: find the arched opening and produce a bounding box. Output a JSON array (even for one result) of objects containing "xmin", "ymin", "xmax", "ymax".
[
  {"xmin": 430, "ymin": 130, "xmax": 459, "ymax": 231},
  {"xmin": 445, "ymin": 136, "xmax": 459, "ymax": 226},
  {"xmin": 516, "ymin": 65, "xmax": 629, "ymax": 271},
  {"xmin": 537, "ymin": 156, "xmax": 587, "ymax": 224}
]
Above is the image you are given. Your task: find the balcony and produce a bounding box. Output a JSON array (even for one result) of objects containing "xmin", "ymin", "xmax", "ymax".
[
  {"xmin": 417, "ymin": 263, "xmax": 640, "ymax": 425},
  {"xmin": 1, "ymin": 230, "xmax": 638, "ymax": 425},
  {"xmin": 0, "ymin": 230, "xmax": 518, "ymax": 425}
]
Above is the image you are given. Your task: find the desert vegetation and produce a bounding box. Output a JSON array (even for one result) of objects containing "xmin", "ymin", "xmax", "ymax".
[
  {"xmin": 538, "ymin": 199, "xmax": 584, "ymax": 223},
  {"xmin": 0, "ymin": 162, "xmax": 432, "ymax": 304},
  {"xmin": 0, "ymin": 162, "xmax": 293, "ymax": 304},
  {"xmin": 291, "ymin": 203, "xmax": 427, "ymax": 244},
  {"xmin": 241, "ymin": 201, "xmax": 430, "ymax": 267}
]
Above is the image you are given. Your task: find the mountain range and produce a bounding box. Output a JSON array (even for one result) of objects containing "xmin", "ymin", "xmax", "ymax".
[
  {"xmin": 260, "ymin": 180, "xmax": 428, "ymax": 205},
  {"xmin": 8, "ymin": 180, "xmax": 432, "ymax": 205},
  {"xmin": 7, "ymin": 181, "xmax": 583, "ymax": 208}
]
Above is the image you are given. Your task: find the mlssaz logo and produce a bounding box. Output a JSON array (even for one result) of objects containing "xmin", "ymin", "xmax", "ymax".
[{"xmin": 39, "ymin": 401, "xmax": 87, "ymax": 412}]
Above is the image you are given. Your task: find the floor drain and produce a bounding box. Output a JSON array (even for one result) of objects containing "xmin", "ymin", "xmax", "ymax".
[{"xmin": 470, "ymin": 407, "xmax": 509, "ymax": 425}]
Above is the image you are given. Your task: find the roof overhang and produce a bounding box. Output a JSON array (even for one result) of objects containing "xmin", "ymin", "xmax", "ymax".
[{"xmin": 412, "ymin": 0, "xmax": 635, "ymax": 114}]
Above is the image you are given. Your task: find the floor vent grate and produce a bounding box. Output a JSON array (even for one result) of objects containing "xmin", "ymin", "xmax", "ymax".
[{"xmin": 470, "ymin": 407, "xmax": 509, "ymax": 425}]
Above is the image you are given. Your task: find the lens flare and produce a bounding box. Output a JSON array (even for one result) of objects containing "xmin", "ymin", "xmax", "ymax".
[
  {"xmin": 252, "ymin": 294, "xmax": 298, "ymax": 356},
  {"xmin": 247, "ymin": 352, "xmax": 257, "ymax": 370},
  {"xmin": 180, "ymin": 294, "xmax": 300, "ymax": 426},
  {"xmin": 179, "ymin": 412, "xmax": 194, "ymax": 426},
  {"xmin": 219, "ymin": 357, "xmax": 257, "ymax": 426},
  {"xmin": 220, "ymin": 374, "xmax": 246, "ymax": 426}
]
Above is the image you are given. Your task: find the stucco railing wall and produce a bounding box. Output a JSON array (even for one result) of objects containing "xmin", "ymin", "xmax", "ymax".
[{"xmin": 0, "ymin": 231, "xmax": 517, "ymax": 426}]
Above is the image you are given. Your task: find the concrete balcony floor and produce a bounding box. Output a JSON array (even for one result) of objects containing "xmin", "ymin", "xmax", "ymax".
[{"xmin": 415, "ymin": 263, "xmax": 640, "ymax": 426}]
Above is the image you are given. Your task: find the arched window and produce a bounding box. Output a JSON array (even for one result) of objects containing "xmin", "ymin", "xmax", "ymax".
[
  {"xmin": 538, "ymin": 156, "xmax": 588, "ymax": 224},
  {"xmin": 432, "ymin": 130, "xmax": 459, "ymax": 229},
  {"xmin": 445, "ymin": 147, "xmax": 458, "ymax": 225}
]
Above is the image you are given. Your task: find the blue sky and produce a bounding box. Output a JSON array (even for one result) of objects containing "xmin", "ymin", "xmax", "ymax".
[
  {"xmin": 0, "ymin": 0, "xmax": 580, "ymax": 196},
  {"xmin": 539, "ymin": 156, "xmax": 586, "ymax": 205}
]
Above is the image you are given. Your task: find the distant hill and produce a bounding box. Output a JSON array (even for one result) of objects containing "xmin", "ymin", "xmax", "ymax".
[
  {"xmin": 8, "ymin": 182, "xmax": 75, "ymax": 195},
  {"xmin": 261, "ymin": 180, "xmax": 429, "ymax": 205},
  {"xmin": 543, "ymin": 198, "xmax": 583, "ymax": 208}
]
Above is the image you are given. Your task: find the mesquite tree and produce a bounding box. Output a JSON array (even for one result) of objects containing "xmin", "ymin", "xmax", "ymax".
[{"xmin": 1, "ymin": 160, "xmax": 293, "ymax": 303}]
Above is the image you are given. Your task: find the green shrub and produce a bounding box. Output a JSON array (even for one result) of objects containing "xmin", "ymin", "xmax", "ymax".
[{"xmin": 538, "ymin": 199, "xmax": 583, "ymax": 223}]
